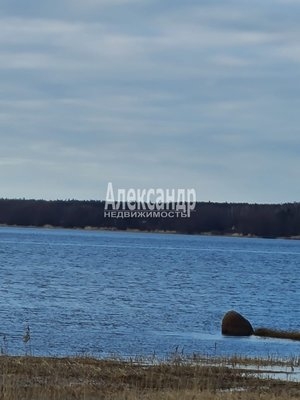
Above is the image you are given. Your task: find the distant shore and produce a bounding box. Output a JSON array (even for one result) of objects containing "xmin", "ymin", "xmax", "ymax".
[
  {"xmin": 2, "ymin": 222, "xmax": 300, "ymax": 241},
  {"xmin": 1, "ymin": 198, "xmax": 300, "ymax": 239}
]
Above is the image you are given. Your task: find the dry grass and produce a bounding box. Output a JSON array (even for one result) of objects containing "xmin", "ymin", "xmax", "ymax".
[{"xmin": 0, "ymin": 355, "xmax": 299, "ymax": 399}]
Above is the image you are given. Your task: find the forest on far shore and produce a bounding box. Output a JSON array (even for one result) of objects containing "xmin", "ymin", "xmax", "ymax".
[{"xmin": 0, "ymin": 198, "xmax": 300, "ymax": 238}]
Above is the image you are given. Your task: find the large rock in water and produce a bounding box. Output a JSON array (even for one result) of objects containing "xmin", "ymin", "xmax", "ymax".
[{"xmin": 221, "ymin": 310, "xmax": 254, "ymax": 336}]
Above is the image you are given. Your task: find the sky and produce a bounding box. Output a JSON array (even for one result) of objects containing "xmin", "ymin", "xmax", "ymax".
[{"xmin": 1, "ymin": 0, "xmax": 300, "ymax": 203}]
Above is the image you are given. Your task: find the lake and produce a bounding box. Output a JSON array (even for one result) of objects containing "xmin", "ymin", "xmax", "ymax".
[{"xmin": 0, "ymin": 226, "xmax": 299, "ymax": 359}]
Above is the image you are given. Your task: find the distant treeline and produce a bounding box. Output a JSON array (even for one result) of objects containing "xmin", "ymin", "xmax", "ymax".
[{"xmin": 0, "ymin": 198, "xmax": 300, "ymax": 238}]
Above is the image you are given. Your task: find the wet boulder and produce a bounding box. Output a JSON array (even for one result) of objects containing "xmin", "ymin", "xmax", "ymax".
[{"xmin": 221, "ymin": 310, "xmax": 254, "ymax": 336}]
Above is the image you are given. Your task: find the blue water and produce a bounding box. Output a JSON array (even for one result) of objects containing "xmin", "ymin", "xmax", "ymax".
[{"xmin": 0, "ymin": 226, "xmax": 299, "ymax": 359}]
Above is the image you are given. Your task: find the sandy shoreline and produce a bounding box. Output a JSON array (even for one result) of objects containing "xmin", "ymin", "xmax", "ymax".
[{"xmin": 1, "ymin": 223, "xmax": 300, "ymax": 240}]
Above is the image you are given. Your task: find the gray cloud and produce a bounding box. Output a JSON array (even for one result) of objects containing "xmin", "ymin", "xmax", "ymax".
[{"xmin": 0, "ymin": 1, "xmax": 300, "ymax": 201}]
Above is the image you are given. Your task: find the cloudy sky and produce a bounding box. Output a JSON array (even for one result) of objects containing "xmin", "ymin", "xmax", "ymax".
[{"xmin": 1, "ymin": 0, "xmax": 300, "ymax": 203}]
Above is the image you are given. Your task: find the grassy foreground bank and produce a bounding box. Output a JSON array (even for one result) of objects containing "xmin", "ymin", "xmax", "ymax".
[{"xmin": 0, "ymin": 355, "xmax": 299, "ymax": 400}]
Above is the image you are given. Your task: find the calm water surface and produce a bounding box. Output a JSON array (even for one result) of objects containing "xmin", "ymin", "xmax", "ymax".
[{"xmin": 0, "ymin": 227, "xmax": 299, "ymax": 358}]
